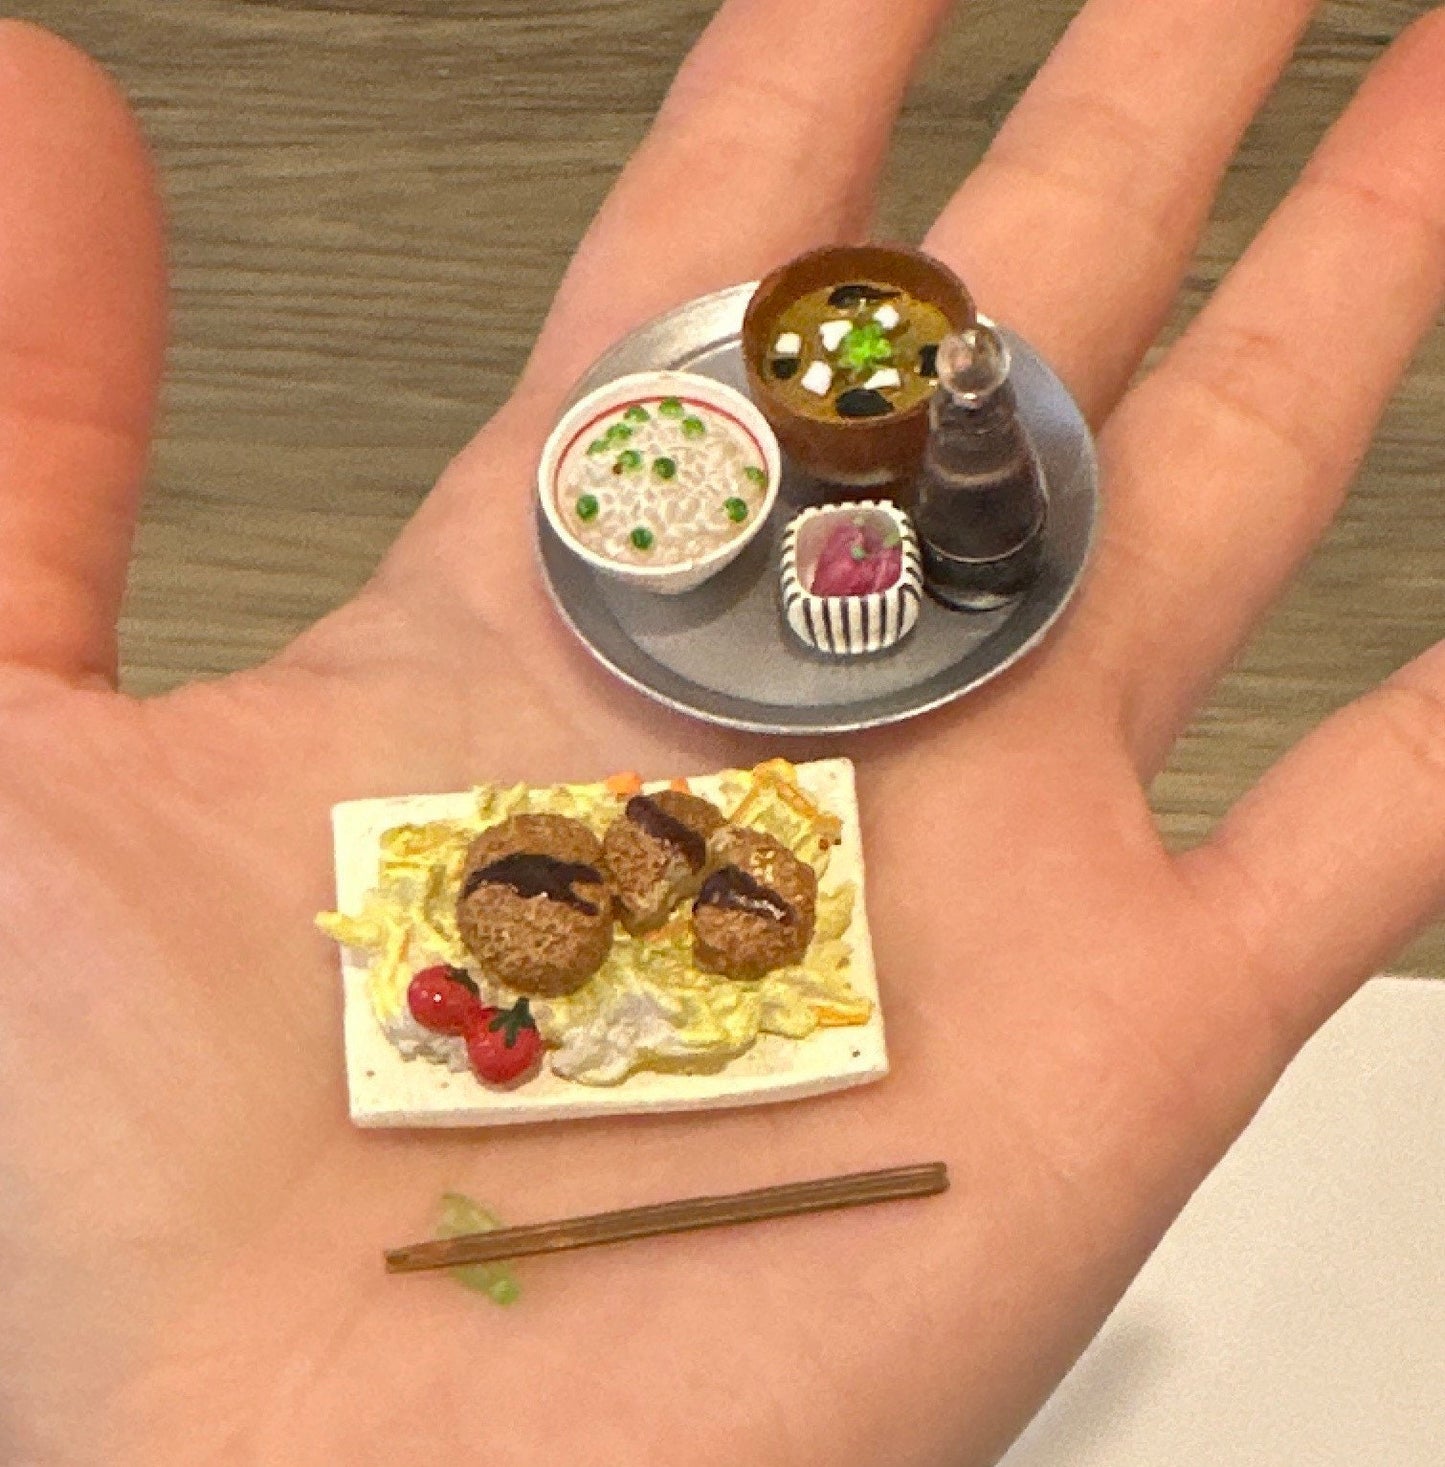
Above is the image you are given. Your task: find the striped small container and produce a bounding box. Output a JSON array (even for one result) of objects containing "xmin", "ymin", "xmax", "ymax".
[{"xmin": 779, "ymin": 501, "xmax": 923, "ymax": 657}]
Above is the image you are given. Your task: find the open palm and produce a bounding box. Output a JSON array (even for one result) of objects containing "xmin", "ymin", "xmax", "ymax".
[{"xmin": 3, "ymin": 4, "xmax": 1443, "ymax": 1463}]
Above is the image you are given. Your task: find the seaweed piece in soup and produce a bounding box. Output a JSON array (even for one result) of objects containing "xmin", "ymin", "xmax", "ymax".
[
  {"xmin": 828, "ymin": 282, "xmax": 902, "ymax": 309},
  {"xmin": 836, "ymin": 387, "xmax": 894, "ymax": 419},
  {"xmin": 919, "ymin": 343, "xmax": 940, "ymax": 379},
  {"xmin": 771, "ymin": 357, "xmax": 800, "ymax": 380}
]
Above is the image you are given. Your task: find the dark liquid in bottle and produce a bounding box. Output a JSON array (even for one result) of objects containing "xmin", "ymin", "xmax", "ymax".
[{"xmin": 914, "ymin": 346, "xmax": 1047, "ymax": 610}]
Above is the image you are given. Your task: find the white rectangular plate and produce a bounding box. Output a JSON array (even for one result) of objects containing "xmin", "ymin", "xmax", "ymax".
[{"xmin": 331, "ymin": 757, "xmax": 888, "ymax": 1127}]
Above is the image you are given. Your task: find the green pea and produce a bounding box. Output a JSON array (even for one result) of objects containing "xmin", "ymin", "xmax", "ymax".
[
  {"xmin": 743, "ymin": 465, "xmax": 768, "ymax": 488},
  {"xmin": 652, "ymin": 457, "xmax": 677, "ymax": 480},
  {"xmin": 606, "ymin": 422, "xmax": 633, "ymax": 444},
  {"xmin": 575, "ymin": 494, "xmax": 600, "ymax": 522},
  {"xmin": 631, "ymin": 526, "xmax": 656, "ymax": 551},
  {"xmin": 681, "ymin": 416, "xmax": 707, "ymax": 439},
  {"xmin": 658, "ymin": 397, "xmax": 685, "ymax": 419},
  {"xmin": 614, "ymin": 449, "xmax": 643, "ymax": 473},
  {"xmin": 624, "ymin": 405, "xmax": 650, "ymax": 424},
  {"xmin": 724, "ymin": 497, "xmax": 749, "ymax": 524},
  {"xmin": 586, "ymin": 438, "xmax": 609, "ymax": 456}
]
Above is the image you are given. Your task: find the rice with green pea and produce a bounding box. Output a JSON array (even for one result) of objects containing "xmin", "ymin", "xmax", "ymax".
[{"xmin": 557, "ymin": 397, "xmax": 771, "ymax": 567}]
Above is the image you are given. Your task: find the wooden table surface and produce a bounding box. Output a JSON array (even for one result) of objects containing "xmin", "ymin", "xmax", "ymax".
[{"xmin": 15, "ymin": 0, "xmax": 1444, "ymax": 970}]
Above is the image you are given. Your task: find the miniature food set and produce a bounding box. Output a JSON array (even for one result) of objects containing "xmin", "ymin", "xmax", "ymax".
[
  {"xmin": 320, "ymin": 758, "xmax": 886, "ymax": 1127},
  {"xmin": 532, "ymin": 245, "xmax": 1098, "ymax": 734}
]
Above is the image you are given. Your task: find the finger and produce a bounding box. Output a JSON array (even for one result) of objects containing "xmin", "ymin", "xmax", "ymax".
[
  {"xmin": 923, "ymin": 0, "xmax": 1320, "ymax": 421},
  {"xmin": 520, "ymin": 0, "xmax": 956, "ymax": 394},
  {"xmin": 1178, "ymin": 639, "xmax": 1445, "ymax": 1048},
  {"xmin": 1083, "ymin": 9, "xmax": 1445, "ymax": 771},
  {"xmin": 0, "ymin": 22, "xmax": 166, "ymax": 688}
]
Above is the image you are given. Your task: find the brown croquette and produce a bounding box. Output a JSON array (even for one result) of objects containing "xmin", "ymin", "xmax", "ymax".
[
  {"xmin": 457, "ymin": 814, "xmax": 614, "ymax": 998},
  {"xmin": 691, "ymin": 826, "xmax": 816, "ymax": 980},
  {"xmin": 603, "ymin": 790, "xmax": 726, "ymax": 932}
]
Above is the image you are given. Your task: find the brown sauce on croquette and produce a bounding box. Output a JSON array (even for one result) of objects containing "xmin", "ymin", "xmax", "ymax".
[
  {"xmin": 625, "ymin": 795, "xmax": 709, "ymax": 872},
  {"xmin": 463, "ymin": 853, "xmax": 606, "ymax": 916},
  {"xmin": 696, "ymin": 866, "xmax": 795, "ymax": 925}
]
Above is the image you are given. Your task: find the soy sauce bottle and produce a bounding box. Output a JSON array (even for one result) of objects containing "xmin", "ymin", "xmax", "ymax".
[{"xmin": 913, "ymin": 325, "xmax": 1047, "ymax": 611}]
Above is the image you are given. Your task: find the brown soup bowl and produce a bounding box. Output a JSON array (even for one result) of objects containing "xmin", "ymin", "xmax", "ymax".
[{"xmin": 742, "ymin": 244, "xmax": 976, "ymax": 498}]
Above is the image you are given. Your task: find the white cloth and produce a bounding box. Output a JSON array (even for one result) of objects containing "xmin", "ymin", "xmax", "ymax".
[{"xmin": 1002, "ymin": 976, "xmax": 1445, "ymax": 1467}]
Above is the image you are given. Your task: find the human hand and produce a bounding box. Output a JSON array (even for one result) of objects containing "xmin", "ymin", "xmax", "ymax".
[{"xmin": 1, "ymin": 2, "xmax": 1441, "ymax": 1463}]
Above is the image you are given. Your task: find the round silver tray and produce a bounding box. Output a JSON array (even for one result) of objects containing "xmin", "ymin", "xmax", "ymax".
[{"xmin": 536, "ymin": 283, "xmax": 1098, "ymax": 735}]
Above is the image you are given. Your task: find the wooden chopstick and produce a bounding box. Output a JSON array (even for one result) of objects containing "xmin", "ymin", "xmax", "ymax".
[{"xmin": 386, "ymin": 1161, "xmax": 948, "ymax": 1275}]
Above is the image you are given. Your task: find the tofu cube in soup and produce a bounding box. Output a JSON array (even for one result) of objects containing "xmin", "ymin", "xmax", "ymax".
[
  {"xmin": 801, "ymin": 361, "xmax": 834, "ymax": 397},
  {"xmin": 819, "ymin": 320, "xmax": 852, "ymax": 353}
]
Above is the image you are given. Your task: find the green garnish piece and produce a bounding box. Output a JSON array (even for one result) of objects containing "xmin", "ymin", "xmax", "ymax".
[
  {"xmin": 586, "ymin": 438, "xmax": 609, "ymax": 456},
  {"xmin": 838, "ymin": 322, "xmax": 895, "ymax": 374},
  {"xmin": 575, "ymin": 493, "xmax": 600, "ymax": 522},
  {"xmin": 652, "ymin": 456, "xmax": 677, "ymax": 480},
  {"xmin": 605, "ymin": 422, "xmax": 633, "ymax": 444},
  {"xmin": 437, "ymin": 1193, "xmax": 521, "ymax": 1306},
  {"xmin": 743, "ymin": 465, "xmax": 768, "ymax": 488},
  {"xmin": 623, "ymin": 405, "xmax": 650, "ymax": 424},
  {"xmin": 614, "ymin": 449, "xmax": 644, "ymax": 473},
  {"xmin": 681, "ymin": 416, "xmax": 707, "ymax": 439},
  {"xmin": 658, "ymin": 397, "xmax": 685, "ymax": 418},
  {"xmin": 724, "ymin": 497, "xmax": 749, "ymax": 524},
  {"xmin": 631, "ymin": 526, "xmax": 656, "ymax": 551}
]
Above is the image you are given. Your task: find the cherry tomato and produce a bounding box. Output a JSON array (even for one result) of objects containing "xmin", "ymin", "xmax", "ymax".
[
  {"xmin": 465, "ymin": 999, "xmax": 544, "ymax": 1085},
  {"xmin": 407, "ymin": 965, "xmax": 483, "ymax": 1036}
]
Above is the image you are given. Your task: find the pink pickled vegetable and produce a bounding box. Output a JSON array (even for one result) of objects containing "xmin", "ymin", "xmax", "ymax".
[{"xmin": 809, "ymin": 517, "xmax": 903, "ymax": 597}]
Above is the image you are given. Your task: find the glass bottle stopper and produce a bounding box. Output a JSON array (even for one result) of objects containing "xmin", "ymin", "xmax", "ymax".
[{"xmin": 935, "ymin": 324, "xmax": 1012, "ymax": 407}]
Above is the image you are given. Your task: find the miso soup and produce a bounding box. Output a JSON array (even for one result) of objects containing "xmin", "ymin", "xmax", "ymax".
[{"xmin": 763, "ymin": 281, "xmax": 950, "ymax": 423}]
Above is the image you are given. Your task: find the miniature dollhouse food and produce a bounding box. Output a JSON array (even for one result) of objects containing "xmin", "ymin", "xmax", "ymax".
[
  {"xmin": 693, "ymin": 826, "xmax": 818, "ymax": 980},
  {"xmin": 456, "ymin": 814, "xmax": 614, "ymax": 998},
  {"xmin": 320, "ymin": 760, "xmax": 883, "ymax": 1118},
  {"xmin": 539, "ymin": 371, "xmax": 782, "ymax": 595},
  {"xmin": 914, "ymin": 325, "xmax": 1048, "ymax": 611},
  {"xmin": 812, "ymin": 519, "xmax": 903, "ymax": 597},
  {"xmin": 602, "ymin": 789, "xmax": 726, "ymax": 933},
  {"xmin": 765, "ymin": 282, "xmax": 951, "ymax": 422},
  {"xmin": 435, "ymin": 1193, "xmax": 520, "ymax": 1304},
  {"xmin": 743, "ymin": 244, "xmax": 974, "ymax": 489},
  {"xmin": 780, "ymin": 501, "xmax": 924, "ymax": 656},
  {"xmin": 555, "ymin": 392, "xmax": 770, "ymax": 566}
]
